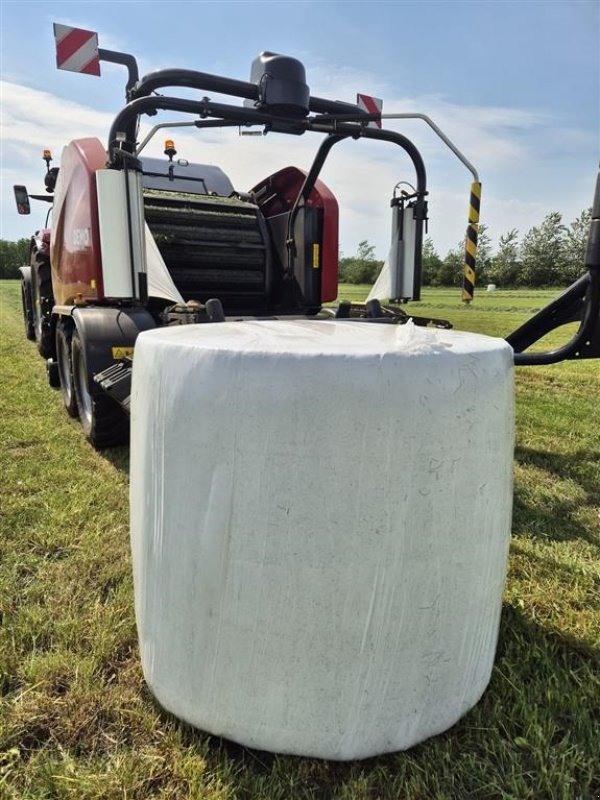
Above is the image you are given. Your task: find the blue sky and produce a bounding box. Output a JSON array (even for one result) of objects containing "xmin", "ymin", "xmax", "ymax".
[{"xmin": 1, "ymin": 0, "xmax": 598, "ymax": 259}]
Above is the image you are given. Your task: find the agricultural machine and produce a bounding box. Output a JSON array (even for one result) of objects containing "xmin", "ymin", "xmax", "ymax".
[{"xmin": 15, "ymin": 26, "xmax": 600, "ymax": 449}]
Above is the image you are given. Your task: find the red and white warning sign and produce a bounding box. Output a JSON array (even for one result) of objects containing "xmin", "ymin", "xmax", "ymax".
[
  {"xmin": 54, "ymin": 23, "xmax": 101, "ymax": 76},
  {"xmin": 356, "ymin": 94, "xmax": 383, "ymax": 128}
]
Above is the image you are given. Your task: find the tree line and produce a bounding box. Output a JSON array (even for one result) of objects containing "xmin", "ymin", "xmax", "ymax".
[
  {"xmin": 1, "ymin": 207, "xmax": 591, "ymax": 286},
  {"xmin": 0, "ymin": 239, "xmax": 30, "ymax": 279},
  {"xmin": 340, "ymin": 208, "xmax": 592, "ymax": 288}
]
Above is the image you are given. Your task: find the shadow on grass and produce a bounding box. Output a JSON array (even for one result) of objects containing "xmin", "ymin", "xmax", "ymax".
[
  {"xmin": 513, "ymin": 445, "xmax": 599, "ymax": 547},
  {"xmin": 515, "ymin": 446, "xmax": 600, "ymax": 502},
  {"xmin": 99, "ymin": 443, "xmax": 130, "ymax": 475}
]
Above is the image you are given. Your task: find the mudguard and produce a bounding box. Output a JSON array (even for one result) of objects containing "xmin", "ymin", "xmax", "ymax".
[{"xmin": 72, "ymin": 306, "xmax": 156, "ymax": 395}]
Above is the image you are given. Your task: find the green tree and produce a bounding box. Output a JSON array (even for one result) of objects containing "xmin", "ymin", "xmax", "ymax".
[
  {"xmin": 473, "ymin": 224, "xmax": 492, "ymax": 285},
  {"xmin": 421, "ymin": 237, "xmax": 442, "ymax": 286},
  {"xmin": 564, "ymin": 208, "xmax": 592, "ymax": 283},
  {"xmin": 339, "ymin": 239, "xmax": 383, "ymax": 284},
  {"xmin": 434, "ymin": 225, "xmax": 491, "ymax": 288},
  {"xmin": 520, "ymin": 212, "xmax": 567, "ymax": 286},
  {"xmin": 487, "ymin": 229, "xmax": 521, "ymax": 286},
  {"xmin": 436, "ymin": 245, "xmax": 463, "ymax": 287},
  {"xmin": 0, "ymin": 238, "xmax": 30, "ymax": 279}
]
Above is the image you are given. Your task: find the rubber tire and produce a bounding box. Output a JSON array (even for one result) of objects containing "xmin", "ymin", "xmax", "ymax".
[
  {"xmin": 21, "ymin": 276, "xmax": 35, "ymax": 341},
  {"xmin": 56, "ymin": 322, "xmax": 78, "ymax": 417},
  {"xmin": 31, "ymin": 252, "xmax": 54, "ymax": 359},
  {"xmin": 71, "ymin": 328, "xmax": 129, "ymax": 448}
]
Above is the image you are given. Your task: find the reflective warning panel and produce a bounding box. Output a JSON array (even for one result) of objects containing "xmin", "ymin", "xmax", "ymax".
[
  {"xmin": 54, "ymin": 23, "xmax": 100, "ymax": 76},
  {"xmin": 356, "ymin": 94, "xmax": 383, "ymax": 128}
]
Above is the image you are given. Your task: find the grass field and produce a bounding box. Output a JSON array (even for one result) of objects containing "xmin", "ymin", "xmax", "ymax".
[{"xmin": 1, "ymin": 281, "xmax": 599, "ymax": 799}]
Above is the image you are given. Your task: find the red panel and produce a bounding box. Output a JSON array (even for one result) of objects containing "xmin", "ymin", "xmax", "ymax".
[
  {"xmin": 54, "ymin": 25, "xmax": 101, "ymax": 76},
  {"xmin": 252, "ymin": 166, "xmax": 339, "ymax": 303},
  {"xmin": 80, "ymin": 57, "xmax": 101, "ymax": 76},
  {"xmin": 50, "ymin": 138, "xmax": 106, "ymax": 305},
  {"xmin": 56, "ymin": 28, "xmax": 94, "ymax": 65}
]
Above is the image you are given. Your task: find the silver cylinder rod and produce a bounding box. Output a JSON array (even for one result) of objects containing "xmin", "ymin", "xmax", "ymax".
[{"xmin": 380, "ymin": 113, "xmax": 479, "ymax": 183}]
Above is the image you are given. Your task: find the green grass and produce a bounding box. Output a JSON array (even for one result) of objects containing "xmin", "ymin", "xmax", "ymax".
[{"xmin": 1, "ymin": 281, "xmax": 599, "ymax": 799}]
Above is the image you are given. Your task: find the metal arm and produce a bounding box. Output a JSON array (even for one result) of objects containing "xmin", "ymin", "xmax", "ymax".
[
  {"xmin": 98, "ymin": 48, "xmax": 139, "ymax": 99},
  {"xmin": 508, "ymin": 166, "xmax": 600, "ymax": 364}
]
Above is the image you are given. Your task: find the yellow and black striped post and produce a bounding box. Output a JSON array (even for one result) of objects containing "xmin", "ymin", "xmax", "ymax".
[{"xmin": 461, "ymin": 181, "xmax": 481, "ymax": 303}]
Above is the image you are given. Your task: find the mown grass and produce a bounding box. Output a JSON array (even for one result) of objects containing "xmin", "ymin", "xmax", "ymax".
[{"xmin": 1, "ymin": 281, "xmax": 599, "ymax": 799}]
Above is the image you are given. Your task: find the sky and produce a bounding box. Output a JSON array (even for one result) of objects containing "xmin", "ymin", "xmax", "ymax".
[{"xmin": 1, "ymin": 0, "xmax": 598, "ymax": 260}]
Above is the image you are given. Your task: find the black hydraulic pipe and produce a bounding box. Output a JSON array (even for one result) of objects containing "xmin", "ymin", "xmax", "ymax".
[
  {"xmin": 285, "ymin": 134, "xmax": 348, "ymax": 274},
  {"xmin": 283, "ymin": 125, "xmax": 427, "ymax": 296},
  {"xmin": 129, "ymin": 66, "xmax": 369, "ymax": 120},
  {"xmin": 297, "ymin": 135, "xmax": 349, "ymax": 203},
  {"xmin": 311, "ymin": 97, "xmax": 370, "ymax": 116},
  {"xmin": 98, "ymin": 48, "xmax": 139, "ymax": 97},
  {"xmin": 108, "ymin": 96, "xmax": 311, "ymax": 155},
  {"xmin": 194, "ymin": 120, "xmax": 243, "ymax": 130},
  {"xmin": 130, "ymin": 68, "xmax": 258, "ymax": 103},
  {"xmin": 324, "ymin": 123, "xmax": 427, "ymax": 300},
  {"xmin": 308, "ymin": 121, "xmax": 426, "ymax": 204},
  {"xmin": 330, "ymin": 124, "xmax": 426, "ymax": 204},
  {"xmin": 109, "ymin": 98, "xmax": 397, "ymax": 161},
  {"xmin": 109, "ymin": 97, "xmax": 369, "ymax": 158}
]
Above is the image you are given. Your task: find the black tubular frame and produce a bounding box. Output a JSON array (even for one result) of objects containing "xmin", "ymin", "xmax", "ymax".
[
  {"xmin": 508, "ymin": 166, "xmax": 600, "ymax": 365},
  {"xmin": 98, "ymin": 48, "xmax": 139, "ymax": 98},
  {"xmin": 105, "ymin": 75, "xmax": 429, "ymax": 301},
  {"xmin": 102, "ymin": 52, "xmax": 599, "ymax": 365},
  {"xmin": 129, "ymin": 67, "xmax": 367, "ymax": 116}
]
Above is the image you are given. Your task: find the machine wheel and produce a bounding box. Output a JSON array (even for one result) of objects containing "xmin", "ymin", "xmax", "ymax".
[
  {"xmin": 56, "ymin": 322, "xmax": 78, "ymax": 417},
  {"xmin": 71, "ymin": 328, "xmax": 129, "ymax": 448},
  {"xmin": 31, "ymin": 252, "xmax": 54, "ymax": 359},
  {"xmin": 21, "ymin": 274, "xmax": 35, "ymax": 341}
]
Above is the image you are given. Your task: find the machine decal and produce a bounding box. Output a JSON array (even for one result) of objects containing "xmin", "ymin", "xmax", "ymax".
[
  {"xmin": 72, "ymin": 227, "xmax": 91, "ymax": 251},
  {"xmin": 54, "ymin": 24, "xmax": 101, "ymax": 76},
  {"xmin": 112, "ymin": 347, "xmax": 135, "ymax": 359},
  {"xmin": 312, "ymin": 244, "xmax": 320, "ymax": 269},
  {"xmin": 461, "ymin": 181, "xmax": 481, "ymax": 303}
]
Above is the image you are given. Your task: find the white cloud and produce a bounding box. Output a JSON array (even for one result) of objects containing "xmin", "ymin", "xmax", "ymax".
[
  {"xmin": 1, "ymin": 80, "xmax": 114, "ymax": 150},
  {"xmin": 1, "ymin": 74, "xmax": 595, "ymax": 258}
]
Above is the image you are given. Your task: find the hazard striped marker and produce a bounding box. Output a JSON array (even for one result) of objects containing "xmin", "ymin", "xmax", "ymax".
[
  {"xmin": 461, "ymin": 181, "xmax": 482, "ymax": 303},
  {"xmin": 356, "ymin": 94, "xmax": 383, "ymax": 128},
  {"xmin": 54, "ymin": 23, "xmax": 101, "ymax": 76}
]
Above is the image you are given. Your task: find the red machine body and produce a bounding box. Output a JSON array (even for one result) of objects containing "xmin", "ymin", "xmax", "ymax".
[
  {"xmin": 252, "ymin": 166, "xmax": 339, "ymax": 303},
  {"xmin": 50, "ymin": 137, "xmax": 106, "ymax": 305}
]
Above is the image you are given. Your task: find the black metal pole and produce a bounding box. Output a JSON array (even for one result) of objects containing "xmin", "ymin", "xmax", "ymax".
[{"xmin": 98, "ymin": 48, "xmax": 139, "ymax": 98}]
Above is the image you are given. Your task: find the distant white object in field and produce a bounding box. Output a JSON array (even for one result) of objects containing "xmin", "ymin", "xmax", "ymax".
[
  {"xmin": 130, "ymin": 320, "xmax": 514, "ymax": 760},
  {"xmin": 487, "ymin": 283, "xmax": 497, "ymax": 292}
]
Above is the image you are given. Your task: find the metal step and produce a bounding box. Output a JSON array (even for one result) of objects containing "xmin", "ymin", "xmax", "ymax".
[{"xmin": 93, "ymin": 358, "xmax": 133, "ymax": 414}]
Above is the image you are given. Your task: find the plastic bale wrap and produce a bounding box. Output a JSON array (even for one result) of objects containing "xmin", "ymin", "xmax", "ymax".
[{"xmin": 129, "ymin": 319, "xmax": 514, "ymax": 760}]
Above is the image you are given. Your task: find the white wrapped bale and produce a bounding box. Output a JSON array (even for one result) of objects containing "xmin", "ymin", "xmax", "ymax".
[{"xmin": 129, "ymin": 320, "xmax": 514, "ymax": 760}]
